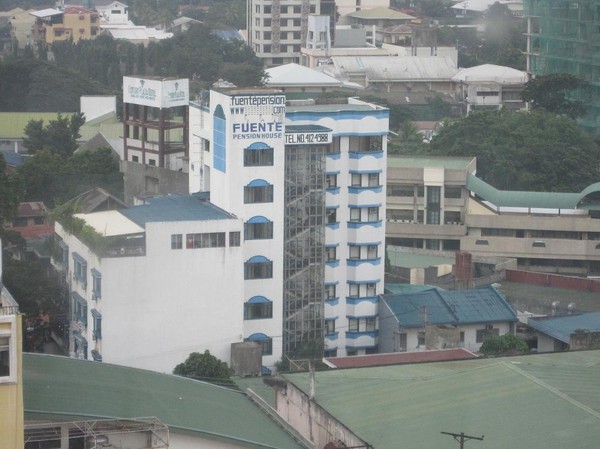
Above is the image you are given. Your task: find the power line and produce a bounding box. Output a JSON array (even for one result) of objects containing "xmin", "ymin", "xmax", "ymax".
[{"xmin": 441, "ymin": 431, "xmax": 484, "ymax": 449}]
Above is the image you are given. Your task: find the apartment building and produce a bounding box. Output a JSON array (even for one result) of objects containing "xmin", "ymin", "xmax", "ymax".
[
  {"xmin": 189, "ymin": 88, "xmax": 389, "ymax": 361},
  {"xmin": 54, "ymin": 194, "xmax": 244, "ymax": 373},
  {"xmin": 386, "ymin": 156, "xmax": 600, "ymax": 276}
]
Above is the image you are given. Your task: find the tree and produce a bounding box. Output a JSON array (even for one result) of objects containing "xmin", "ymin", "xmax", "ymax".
[
  {"xmin": 173, "ymin": 350, "xmax": 233, "ymax": 385},
  {"xmin": 23, "ymin": 113, "xmax": 85, "ymax": 157},
  {"xmin": 479, "ymin": 333, "xmax": 528, "ymax": 356},
  {"xmin": 522, "ymin": 74, "xmax": 589, "ymax": 119},
  {"xmin": 427, "ymin": 109, "xmax": 600, "ymax": 192},
  {"xmin": 0, "ymin": 154, "xmax": 21, "ymax": 222}
]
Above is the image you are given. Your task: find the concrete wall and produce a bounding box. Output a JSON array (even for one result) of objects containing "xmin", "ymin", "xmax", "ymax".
[
  {"xmin": 121, "ymin": 160, "xmax": 189, "ymax": 205},
  {"xmin": 506, "ymin": 270, "xmax": 600, "ymax": 293},
  {"xmin": 275, "ymin": 380, "xmax": 368, "ymax": 449}
]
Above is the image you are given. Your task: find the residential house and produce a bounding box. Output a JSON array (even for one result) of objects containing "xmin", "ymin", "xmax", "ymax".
[
  {"xmin": 5, "ymin": 202, "xmax": 53, "ymax": 241},
  {"xmin": 378, "ymin": 285, "xmax": 517, "ymax": 353},
  {"xmin": 31, "ymin": 7, "xmax": 99, "ymax": 47},
  {"xmin": 527, "ymin": 312, "xmax": 600, "ymax": 352}
]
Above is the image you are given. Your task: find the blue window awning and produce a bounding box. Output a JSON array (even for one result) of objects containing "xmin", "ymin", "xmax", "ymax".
[
  {"xmin": 247, "ymin": 296, "xmax": 271, "ymax": 304},
  {"xmin": 91, "ymin": 309, "xmax": 102, "ymax": 319},
  {"xmin": 247, "ymin": 142, "xmax": 272, "ymax": 150},
  {"xmin": 247, "ymin": 179, "xmax": 271, "ymax": 187},
  {"xmin": 91, "ymin": 268, "xmax": 102, "ymax": 278},
  {"xmin": 72, "ymin": 252, "xmax": 86, "ymax": 265},
  {"xmin": 247, "ymin": 333, "xmax": 270, "ymax": 341},
  {"xmin": 247, "ymin": 215, "xmax": 270, "ymax": 224},
  {"xmin": 247, "ymin": 255, "xmax": 270, "ymax": 264}
]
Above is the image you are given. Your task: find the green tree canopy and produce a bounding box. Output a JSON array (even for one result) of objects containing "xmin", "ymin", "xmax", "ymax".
[
  {"xmin": 173, "ymin": 350, "xmax": 233, "ymax": 385},
  {"xmin": 427, "ymin": 109, "xmax": 600, "ymax": 192},
  {"xmin": 0, "ymin": 154, "xmax": 22, "ymax": 222},
  {"xmin": 480, "ymin": 333, "xmax": 529, "ymax": 357},
  {"xmin": 23, "ymin": 113, "xmax": 85, "ymax": 157},
  {"xmin": 522, "ymin": 74, "xmax": 589, "ymax": 119}
]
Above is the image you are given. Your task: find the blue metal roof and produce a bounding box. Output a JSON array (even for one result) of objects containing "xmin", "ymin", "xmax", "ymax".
[
  {"xmin": 120, "ymin": 194, "xmax": 235, "ymax": 226},
  {"xmin": 1, "ymin": 150, "xmax": 24, "ymax": 167},
  {"xmin": 381, "ymin": 285, "xmax": 516, "ymax": 327},
  {"xmin": 527, "ymin": 312, "xmax": 600, "ymax": 344}
]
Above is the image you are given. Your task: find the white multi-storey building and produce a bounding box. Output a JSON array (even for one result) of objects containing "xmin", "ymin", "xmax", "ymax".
[
  {"xmin": 189, "ymin": 88, "xmax": 389, "ymax": 360},
  {"xmin": 55, "ymin": 194, "xmax": 244, "ymax": 372}
]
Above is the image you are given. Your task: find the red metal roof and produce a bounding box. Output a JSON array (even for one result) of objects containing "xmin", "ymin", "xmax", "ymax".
[{"xmin": 324, "ymin": 348, "xmax": 478, "ymax": 369}]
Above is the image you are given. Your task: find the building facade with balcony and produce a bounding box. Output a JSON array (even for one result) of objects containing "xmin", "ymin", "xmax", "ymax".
[
  {"xmin": 189, "ymin": 88, "xmax": 389, "ymax": 362},
  {"xmin": 386, "ymin": 156, "xmax": 600, "ymax": 276},
  {"xmin": 31, "ymin": 7, "xmax": 99, "ymax": 47},
  {"xmin": 53, "ymin": 194, "xmax": 244, "ymax": 373}
]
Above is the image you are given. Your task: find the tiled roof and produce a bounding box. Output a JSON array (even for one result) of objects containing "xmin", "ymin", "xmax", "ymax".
[
  {"xmin": 527, "ymin": 312, "xmax": 600, "ymax": 343},
  {"xmin": 23, "ymin": 354, "xmax": 306, "ymax": 449},
  {"xmin": 381, "ymin": 285, "xmax": 517, "ymax": 327},
  {"xmin": 325, "ymin": 348, "xmax": 478, "ymax": 368},
  {"xmin": 283, "ymin": 351, "xmax": 600, "ymax": 449}
]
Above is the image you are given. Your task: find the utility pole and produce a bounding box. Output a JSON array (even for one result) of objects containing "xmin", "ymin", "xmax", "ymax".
[{"xmin": 441, "ymin": 431, "xmax": 484, "ymax": 449}]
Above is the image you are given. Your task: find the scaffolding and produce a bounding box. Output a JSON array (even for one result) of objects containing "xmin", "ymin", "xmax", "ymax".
[
  {"xmin": 24, "ymin": 417, "xmax": 169, "ymax": 448},
  {"xmin": 524, "ymin": 0, "xmax": 600, "ymax": 134}
]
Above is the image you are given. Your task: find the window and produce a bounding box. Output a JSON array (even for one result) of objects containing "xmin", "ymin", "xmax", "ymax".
[
  {"xmin": 186, "ymin": 232, "xmax": 226, "ymax": 249},
  {"xmin": 264, "ymin": 31, "xmax": 272, "ymax": 40},
  {"xmin": 426, "ymin": 186, "xmax": 441, "ymax": 225},
  {"xmin": 326, "ymin": 208, "xmax": 338, "ymax": 224},
  {"xmin": 92, "ymin": 309, "xmax": 102, "ymax": 340},
  {"xmin": 245, "ymin": 256, "xmax": 273, "ymax": 279},
  {"xmin": 326, "ymin": 246, "xmax": 337, "ymax": 262},
  {"xmin": 445, "ymin": 187, "xmax": 462, "ymax": 199},
  {"xmin": 229, "ymin": 231, "xmax": 241, "ymax": 247},
  {"xmin": 325, "ymin": 320, "xmax": 336, "ymax": 335},
  {"xmin": 349, "ymin": 246, "xmax": 360, "ymax": 259},
  {"xmin": 244, "ymin": 142, "xmax": 274, "ymax": 166},
  {"xmin": 293, "ymin": 18, "xmax": 301, "ymax": 26},
  {"xmin": 350, "ymin": 208, "xmax": 361, "ymax": 222},
  {"xmin": 349, "ymin": 135, "xmax": 382, "ymax": 152},
  {"xmin": 72, "ymin": 293, "xmax": 87, "ymax": 327},
  {"xmin": 293, "ymin": 5, "xmax": 301, "ymax": 13},
  {"xmin": 368, "ymin": 207, "xmax": 379, "ymax": 222},
  {"xmin": 293, "ymin": 31, "xmax": 301, "ymax": 39},
  {"xmin": 418, "ymin": 331, "xmax": 426, "ymax": 346},
  {"xmin": 326, "ymin": 174, "xmax": 338, "ymax": 189},
  {"xmin": 264, "ymin": 18, "xmax": 271, "ymax": 27},
  {"xmin": 245, "ymin": 333, "xmax": 272, "ymax": 355},
  {"xmin": 213, "ymin": 105, "xmax": 227, "ymax": 172},
  {"xmin": 366, "ymin": 283, "xmax": 376, "ymax": 296},
  {"xmin": 348, "ymin": 317, "xmax": 376, "ymax": 332},
  {"xmin": 244, "ymin": 297, "xmax": 273, "ymax": 320},
  {"xmin": 327, "ymin": 137, "xmax": 341, "ymax": 153},
  {"xmin": 349, "ymin": 284, "xmax": 359, "ymax": 298},
  {"xmin": 148, "ymin": 159, "xmax": 156, "ymax": 166},
  {"xmin": 263, "ymin": 44, "xmax": 271, "ymax": 53},
  {"xmin": 0, "ymin": 333, "xmax": 13, "ymax": 380},
  {"xmin": 91, "ymin": 269, "xmax": 101, "ymax": 299},
  {"xmin": 325, "ymin": 284, "xmax": 336, "ymax": 300},
  {"xmin": 244, "ymin": 182, "xmax": 274, "ymax": 203},
  {"xmin": 476, "ymin": 327, "xmax": 499, "ymax": 343},
  {"xmin": 368, "ymin": 173, "xmax": 380, "ymax": 187},
  {"xmin": 132, "ymin": 155, "xmax": 139, "ymax": 163},
  {"xmin": 264, "ymin": 5, "xmax": 271, "ymax": 13},
  {"xmin": 367, "ymin": 245, "xmax": 378, "ymax": 259},
  {"xmin": 171, "ymin": 234, "xmax": 183, "ymax": 249},
  {"xmin": 351, "ymin": 173, "xmax": 362, "ymax": 187},
  {"xmin": 72, "ymin": 253, "xmax": 87, "ymax": 289},
  {"xmin": 245, "ymin": 217, "xmax": 273, "ymax": 240}
]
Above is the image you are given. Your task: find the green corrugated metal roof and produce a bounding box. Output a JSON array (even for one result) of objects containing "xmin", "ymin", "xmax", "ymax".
[
  {"xmin": 388, "ymin": 155, "xmax": 474, "ymax": 169},
  {"xmin": 384, "ymin": 283, "xmax": 440, "ymax": 294},
  {"xmin": 284, "ymin": 351, "xmax": 600, "ymax": 449},
  {"xmin": 23, "ymin": 354, "xmax": 306, "ymax": 449},
  {"xmin": 467, "ymin": 174, "xmax": 582, "ymax": 209},
  {"xmin": 0, "ymin": 112, "xmax": 76, "ymax": 139}
]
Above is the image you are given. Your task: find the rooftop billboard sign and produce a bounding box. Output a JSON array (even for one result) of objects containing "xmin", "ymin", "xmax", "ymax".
[{"xmin": 123, "ymin": 77, "xmax": 189, "ymax": 108}]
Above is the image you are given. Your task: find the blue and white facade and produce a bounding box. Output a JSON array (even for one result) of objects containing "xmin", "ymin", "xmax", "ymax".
[{"xmin": 190, "ymin": 89, "xmax": 388, "ymax": 361}]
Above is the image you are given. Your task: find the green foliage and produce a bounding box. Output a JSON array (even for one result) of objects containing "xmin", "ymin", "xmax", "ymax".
[
  {"xmin": 428, "ymin": 109, "xmax": 600, "ymax": 192},
  {"xmin": 0, "ymin": 59, "xmax": 113, "ymax": 112},
  {"xmin": 522, "ymin": 74, "xmax": 589, "ymax": 119},
  {"xmin": 23, "ymin": 113, "xmax": 85, "ymax": 156},
  {"xmin": 173, "ymin": 350, "xmax": 233, "ymax": 385},
  {"xmin": 479, "ymin": 333, "xmax": 528, "ymax": 356},
  {"xmin": 389, "ymin": 121, "xmax": 427, "ymax": 155},
  {"xmin": 0, "ymin": 154, "xmax": 22, "ymax": 222},
  {"xmin": 16, "ymin": 148, "xmax": 123, "ymax": 206}
]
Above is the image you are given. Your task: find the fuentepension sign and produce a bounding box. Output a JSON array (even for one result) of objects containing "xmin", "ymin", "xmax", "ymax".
[
  {"xmin": 230, "ymin": 94, "xmax": 286, "ymax": 141},
  {"xmin": 123, "ymin": 77, "xmax": 189, "ymax": 108}
]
